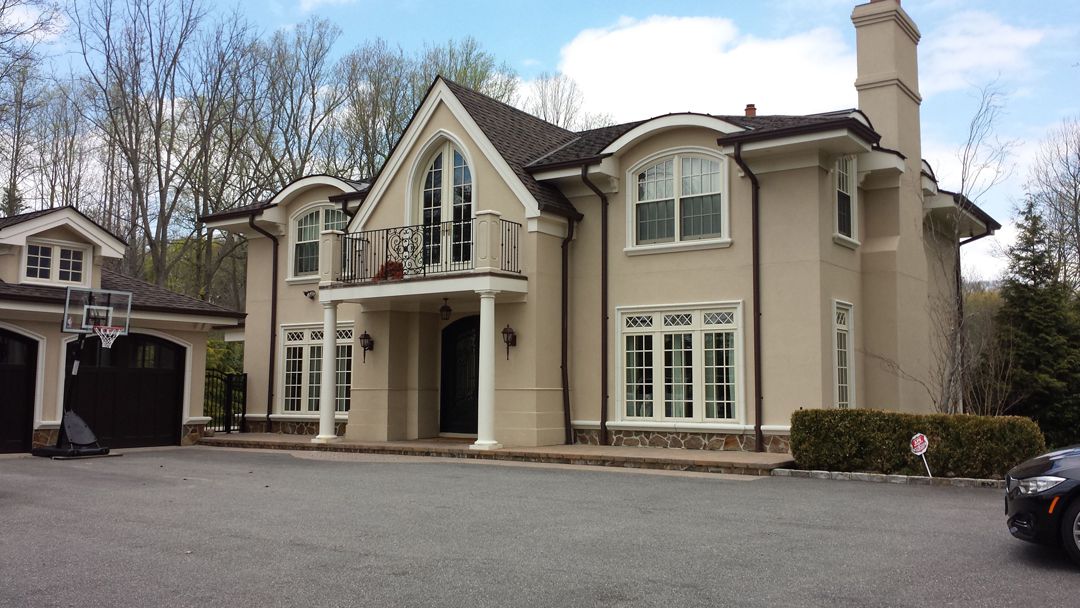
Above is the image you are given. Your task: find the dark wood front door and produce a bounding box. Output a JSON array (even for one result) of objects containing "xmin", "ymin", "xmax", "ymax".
[
  {"xmin": 65, "ymin": 333, "xmax": 185, "ymax": 449},
  {"xmin": 0, "ymin": 329, "xmax": 36, "ymax": 453},
  {"xmin": 440, "ymin": 316, "xmax": 480, "ymax": 434}
]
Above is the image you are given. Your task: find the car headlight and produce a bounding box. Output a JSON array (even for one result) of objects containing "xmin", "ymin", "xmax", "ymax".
[{"xmin": 1017, "ymin": 476, "xmax": 1067, "ymax": 495}]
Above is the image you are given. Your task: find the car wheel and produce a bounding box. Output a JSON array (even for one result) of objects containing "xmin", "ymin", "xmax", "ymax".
[{"xmin": 1061, "ymin": 498, "xmax": 1080, "ymax": 566}]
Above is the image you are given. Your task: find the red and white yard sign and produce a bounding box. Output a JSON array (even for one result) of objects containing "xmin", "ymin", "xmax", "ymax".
[{"xmin": 910, "ymin": 433, "xmax": 932, "ymax": 477}]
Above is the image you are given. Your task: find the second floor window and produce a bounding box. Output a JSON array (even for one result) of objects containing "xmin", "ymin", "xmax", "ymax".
[
  {"xmin": 25, "ymin": 242, "xmax": 86, "ymax": 284},
  {"xmin": 634, "ymin": 154, "xmax": 723, "ymax": 246},
  {"xmin": 294, "ymin": 207, "xmax": 347, "ymax": 276},
  {"xmin": 835, "ymin": 156, "xmax": 856, "ymax": 241}
]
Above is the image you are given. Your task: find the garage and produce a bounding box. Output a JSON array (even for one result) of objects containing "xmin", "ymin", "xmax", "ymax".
[
  {"xmin": 65, "ymin": 333, "xmax": 186, "ymax": 449},
  {"xmin": 0, "ymin": 328, "xmax": 37, "ymax": 453}
]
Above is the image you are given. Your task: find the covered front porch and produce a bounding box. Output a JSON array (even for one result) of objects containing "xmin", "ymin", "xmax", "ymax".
[{"xmin": 307, "ymin": 210, "xmax": 533, "ymax": 450}]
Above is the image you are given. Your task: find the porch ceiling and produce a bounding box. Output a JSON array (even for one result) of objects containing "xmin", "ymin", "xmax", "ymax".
[{"xmin": 319, "ymin": 272, "xmax": 527, "ymax": 307}]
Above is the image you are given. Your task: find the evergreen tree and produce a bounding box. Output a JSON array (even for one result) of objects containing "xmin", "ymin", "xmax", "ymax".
[{"xmin": 997, "ymin": 199, "xmax": 1080, "ymax": 446}]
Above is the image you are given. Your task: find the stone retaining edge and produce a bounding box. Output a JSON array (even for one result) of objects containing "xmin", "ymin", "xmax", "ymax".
[{"xmin": 771, "ymin": 468, "xmax": 1004, "ymax": 489}]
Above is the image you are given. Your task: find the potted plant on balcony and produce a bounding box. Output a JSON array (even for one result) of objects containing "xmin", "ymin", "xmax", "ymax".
[{"xmin": 373, "ymin": 260, "xmax": 405, "ymax": 282}]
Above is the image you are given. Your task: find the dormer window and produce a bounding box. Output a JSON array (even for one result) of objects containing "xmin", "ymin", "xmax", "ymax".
[
  {"xmin": 292, "ymin": 206, "xmax": 347, "ymax": 277},
  {"xmin": 627, "ymin": 150, "xmax": 730, "ymax": 253},
  {"xmin": 23, "ymin": 240, "xmax": 87, "ymax": 285}
]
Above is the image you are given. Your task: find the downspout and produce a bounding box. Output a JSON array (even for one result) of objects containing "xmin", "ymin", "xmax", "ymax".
[
  {"xmin": 955, "ymin": 227, "xmax": 992, "ymax": 414},
  {"xmin": 248, "ymin": 215, "xmax": 279, "ymax": 431},
  {"xmin": 580, "ymin": 165, "xmax": 609, "ymax": 445},
  {"xmin": 561, "ymin": 215, "xmax": 577, "ymax": 444},
  {"xmin": 732, "ymin": 143, "xmax": 765, "ymax": 452}
]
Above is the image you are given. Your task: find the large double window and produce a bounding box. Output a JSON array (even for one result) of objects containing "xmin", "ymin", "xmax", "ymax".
[
  {"xmin": 293, "ymin": 206, "xmax": 347, "ymax": 276},
  {"xmin": 621, "ymin": 306, "xmax": 741, "ymax": 422},
  {"xmin": 282, "ymin": 325, "xmax": 353, "ymax": 414},
  {"xmin": 24, "ymin": 240, "xmax": 88, "ymax": 285},
  {"xmin": 632, "ymin": 152, "xmax": 726, "ymax": 247},
  {"xmin": 419, "ymin": 142, "xmax": 473, "ymax": 268}
]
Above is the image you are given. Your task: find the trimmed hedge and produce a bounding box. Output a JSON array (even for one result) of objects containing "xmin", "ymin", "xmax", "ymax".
[{"xmin": 790, "ymin": 409, "xmax": 1046, "ymax": 479}]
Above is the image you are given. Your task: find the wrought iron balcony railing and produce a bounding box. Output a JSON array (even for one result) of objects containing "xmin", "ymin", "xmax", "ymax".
[{"xmin": 336, "ymin": 217, "xmax": 521, "ymax": 284}]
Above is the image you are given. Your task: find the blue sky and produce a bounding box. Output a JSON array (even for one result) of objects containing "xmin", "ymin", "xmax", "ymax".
[{"xmin": 229, "ymin": 1, "xmax": 1080, "ymax": 276}]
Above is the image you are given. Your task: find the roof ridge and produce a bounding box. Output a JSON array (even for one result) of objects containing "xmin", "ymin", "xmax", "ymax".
[{"xmin": 439, "ymin": 76, "xmax": 576, "ymax": 137}]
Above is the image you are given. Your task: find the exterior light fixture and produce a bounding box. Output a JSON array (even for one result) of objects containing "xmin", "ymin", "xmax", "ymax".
[
  {"xmin": 501, "ymin": 324, "xmax": 517, "ymax": 360},
  {"xmin": 439, "ymin": 298, "xmax": 452, "ymax": 321},
  {"xmin": 303, "ymin": 290, "xmax": 317, "ymax": 300},
  {"xmin": 358, "ymin": 330, "xmax": 374, "ymax": 362}
]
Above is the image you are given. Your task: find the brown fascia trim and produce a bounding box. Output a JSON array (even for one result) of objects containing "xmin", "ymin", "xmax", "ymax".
[
  {"xmin": 200, "ymin": 203, "xmax": 272, "ymax": 224},
  {"xmin": 939, "ymin": 189, "xmax": 1002, "ymax": 232},
  {"xmin": 526, "ymin": 154, "xmax": 611, "ymax": 174},
  {"xmin": 716, "ymin": 117, "xmax": 881, "ymax": 147}
]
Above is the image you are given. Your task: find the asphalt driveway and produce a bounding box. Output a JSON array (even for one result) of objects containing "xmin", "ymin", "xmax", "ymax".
[{"xmin": 0, "ymin": 447, "xmax": 1075, "ymax": 607}]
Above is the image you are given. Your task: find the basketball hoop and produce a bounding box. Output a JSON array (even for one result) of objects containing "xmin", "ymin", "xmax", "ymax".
[{"xmin": 92, "ymin": 326, "xmax": 124, "ymax": 349}]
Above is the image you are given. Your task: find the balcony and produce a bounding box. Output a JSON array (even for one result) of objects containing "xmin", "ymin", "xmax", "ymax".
[{"xmin": 318, "ymin": 211, "xmax": 523, "ymax": 291}]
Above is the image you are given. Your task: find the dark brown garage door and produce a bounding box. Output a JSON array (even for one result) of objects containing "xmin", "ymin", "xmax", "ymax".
[
  {"xmin": 65, "ymin": 333, "xmax": 185, "ymax": 449},
  {"xmin": 0, "ymin": 329, "xmax": 36, "ymax": 453}
]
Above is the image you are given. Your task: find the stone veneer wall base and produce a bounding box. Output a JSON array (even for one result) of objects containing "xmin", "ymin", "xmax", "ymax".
[
  {"xmin": 243, "ymin": 419, "xmax": 348, "ymax": 436},
  {"xmin": 575, "ymin": 428, "xmax": 790, "ymax": 453}
]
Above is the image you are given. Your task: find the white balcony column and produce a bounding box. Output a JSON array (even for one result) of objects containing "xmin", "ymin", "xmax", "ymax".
[
  {"xmin": 318, "ymin": 229, "xmax": 344, "ymax": 287},
  {"xmin": 473, "ymin": 210, "xmax": 502, "ymax": 272},
  {"xmin": 312, "ymin": 301, "xmax": 339, "ymax": 443},
  {"xmin": 471, "ymin": 289, "xmax": 502, "ymax": 450}
]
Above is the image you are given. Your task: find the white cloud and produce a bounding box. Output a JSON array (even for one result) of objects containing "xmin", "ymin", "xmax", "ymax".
[
  {"xmin": 298, "ymin": 0, "xmax": 358, "ymax": 13},
  {"xmin": 920, "ymin": 11, "xmax": 1045, "ymax": 96},
  {"xmin": 557, "ymin": 16, "xmax": 857, "ymax": 121}
]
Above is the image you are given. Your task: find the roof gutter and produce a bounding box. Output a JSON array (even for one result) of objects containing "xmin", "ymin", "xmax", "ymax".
[
  {"xmin": 580, "ymin": 165, "xmax": 609, "ymax": 446},
  {"xmin": 560, "ymin": 211, "xmax": 577, "ymax": 444},
  {"xmin": 248, "ymin": 214, "xmax": 279, "ymax": 431},
  {"xmin": 731, "ymin": 142, "xmax": 765, "ymax": 453}
]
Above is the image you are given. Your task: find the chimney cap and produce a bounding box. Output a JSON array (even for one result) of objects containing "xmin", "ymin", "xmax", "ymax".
[{"xmin": 744, "ymin": 103, "xmax": 757, "ymax": 117}]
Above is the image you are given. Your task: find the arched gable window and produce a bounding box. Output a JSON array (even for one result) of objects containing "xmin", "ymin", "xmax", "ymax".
[
  {"xmin": 419, "ymin": 142, "xmax": 472, "ymax": 267},
  {"xmin": 293, "ymin": 206, "xmax": 347, "ymax": 276},
  {"xmin": 633, "ymin": 153, "xmax": 725, "ymax": 246}
]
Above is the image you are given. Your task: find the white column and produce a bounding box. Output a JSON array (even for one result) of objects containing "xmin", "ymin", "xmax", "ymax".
[
  {"xmin": 312, "ymin": 301, "xmax": 339, "ymax": 443},
  {"xmin": 471, "ymin": 289, "xmax": 502, "ymax": 450}
]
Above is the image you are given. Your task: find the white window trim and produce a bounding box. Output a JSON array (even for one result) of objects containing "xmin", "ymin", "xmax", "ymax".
[
  {"xmin": 615, "ymin": 301, "xmax": 745, "ymax": 425},
  {"xmin": 20, "ymin": 238, "xmax": 92, "ymax": 287},
  {"xmin": 624, "ymin": 146, "xmax": 731, "ymax": 254},
  {"xmin": 833, "ymin": 300, "xmax": 855, "ymax": 409},
  {"xmin": 276, "ymin": 322, "xmax": 354, "ymax": 418},
  {"xmin": 833, "ymin": 155, "xmax": 860, "ymax": 249},
  {"xmin": 286, "ymin": 202, "xmax": 346, "ymax": 281}
]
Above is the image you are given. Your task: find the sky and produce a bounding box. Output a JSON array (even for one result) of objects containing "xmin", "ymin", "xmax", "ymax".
[{"xmin": 197, "ymin": 1, "xmax": 1080, "ymax": 278}]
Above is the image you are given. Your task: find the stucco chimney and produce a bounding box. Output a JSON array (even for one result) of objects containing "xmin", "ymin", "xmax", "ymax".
[
  {"xmin": 744, "ymin": 103, "xmax": 757, "ymax": 117},
  {"xmin": 851, "ymin": 0, "xmax": 921, "ymax": 160}
]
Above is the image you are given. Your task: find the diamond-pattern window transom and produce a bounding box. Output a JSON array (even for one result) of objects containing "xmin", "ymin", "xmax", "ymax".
[
  {"xmin": 625, "ymin": 315, "xmax": 653, "ymax": 329},
  {"xmin": 336, "ymin": 329, "xmax": 353, "ymax": 340},
  {"xmin": 704, "ymin": 311, "xmax": 735, "ymax": 326},
  {"xmin": 285, "ymin": 331, "xmax": 305, "ymax": 342},
  {"xmin": 663, "ymin": 313, "xmax": 692, "ymax": 327}
]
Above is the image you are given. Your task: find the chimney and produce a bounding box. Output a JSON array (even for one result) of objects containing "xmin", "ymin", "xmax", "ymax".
[
  {"xmin": 744, "ymin": 103, "xmax": 757, "ymax": 117},
  {"xmin": 852, "ymin": 0, "xmax": 921, "ymax": 160}
]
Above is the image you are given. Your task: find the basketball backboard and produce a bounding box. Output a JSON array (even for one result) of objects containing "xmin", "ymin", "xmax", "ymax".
[{"xmin": 62, "ymin": 287, "xmax": 132, "ymax": 335}]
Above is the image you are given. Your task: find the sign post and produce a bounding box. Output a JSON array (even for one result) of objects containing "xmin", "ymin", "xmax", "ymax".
[{"xmin": 910, "ymin": 433, "xmax": 932, "ymax": 477}]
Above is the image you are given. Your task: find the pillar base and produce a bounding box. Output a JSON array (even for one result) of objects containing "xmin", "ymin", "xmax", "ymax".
[
  {"xmin": 311, "ymin": 435, "xmax": 340, "ymax": 444},
  {"xmin": 469, "ymin": 440, "xmax": 503, "ymax": 451}
]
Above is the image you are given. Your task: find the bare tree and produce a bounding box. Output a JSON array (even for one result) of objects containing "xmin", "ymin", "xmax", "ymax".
[
  {"xmin": 31, "ymin": 81, "xmax": 97, "ymax": 210},
  {"xmin": 1029, "ymin": 116, "xmax": 1080, "ymax": 290},
  {"xmin": 525, "ymin": 71, "xmax": 613, "ymax": 131},
  {"xmin": 0, "ymin": 57, "xmax": 40, "ymax": 215},
  {"xmin": 0, "ymin": 0, "xmax": 58, "ymax": 90},
  {"xmin": 415, "ymin": 36, "xmax": 517, "ymax": 105}
]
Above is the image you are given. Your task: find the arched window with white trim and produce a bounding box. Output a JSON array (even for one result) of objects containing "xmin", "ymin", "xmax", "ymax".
[
  {"xmin": 631, "ymin": 152, "xmax": 727, "ymax": 248},
  {"xmin": 292, "ymin": 206, "xmax": 347, "ymax": 276},
  {"xmin": 418, "ymin": 142, "xmax": 473, "ymax": 268}
]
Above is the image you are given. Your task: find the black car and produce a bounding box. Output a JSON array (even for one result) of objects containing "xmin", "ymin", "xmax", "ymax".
[{"xmin": 1006, "ymin": 446, "xmax": 1080, "ymax": 564}]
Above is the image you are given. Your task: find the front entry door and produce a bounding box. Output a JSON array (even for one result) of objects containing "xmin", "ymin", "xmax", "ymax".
[
  {"xmin": 0, "ymin": 329, "xmax": 36, "ymax": 453},
  {"xmin": 440, "ymin": 316, "xmax": 480, "ymax": 434}
]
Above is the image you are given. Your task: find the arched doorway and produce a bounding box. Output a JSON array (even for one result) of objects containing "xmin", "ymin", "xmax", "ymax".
[
  {"xmin": 64, "ymin": 333, "xmax": 186, "ymax": 448},
  {"xmin": 440, "ymin": 316, "xmax": 480, "ymax": 434},
  {"xmin": 0, "ymin": 328, "xmax": 37, "ymax": 453}
]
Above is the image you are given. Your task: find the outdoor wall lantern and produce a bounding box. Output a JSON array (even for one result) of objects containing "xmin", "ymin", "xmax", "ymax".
[
  {"xmin": 358, "ymin": 330, "xmax": 374, "ymax": 362},
  {"xmin": 439, "ymin": 298, "xmax": 452, "ymax": 321},
  {"xmin": 501, "ymin": 324, "xmax": 517, "ymax": 360},
  {"xmin": 303, "ymin": 290, "xmax": 317, "ymax": 300}
]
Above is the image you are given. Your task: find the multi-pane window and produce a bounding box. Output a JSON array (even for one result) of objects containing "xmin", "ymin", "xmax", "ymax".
[
  {"xmin": 836, "ymin": 156, "xmax": 855, "ymax": 240},
  {"xmin": 25, "ymin": 242, "xmax": 87, "ymax": 284},
  {"xmin": 282, "ymin": 326, "xmax": 353, "ymax": 413},
  {"xmin": 621, "ymin": 307, "xmax": 740, "ymax": 422},
  {"xmin": 293, "ymin": 207, "xmax": 348, "ymax": 276},
  {"xmin": 634, "ymin": 154, "xmax": 724, "ymax": 246},
  {"xmin": 834, "ymin": 302, "xmax": 853, "ymax": 409},
  {"xmin": 420, "ymin": 143, "xmax": 473, "ymax": 267}
]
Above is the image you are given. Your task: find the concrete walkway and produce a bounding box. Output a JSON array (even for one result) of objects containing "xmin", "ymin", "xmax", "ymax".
[{"xmin": 198, "ymin": 433, "xmax": 793, "ymax": 475}]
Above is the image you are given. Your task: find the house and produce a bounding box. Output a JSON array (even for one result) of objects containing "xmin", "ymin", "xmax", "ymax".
[
  {"xmin": 201, "ymin": 0, "xmax": 998, "ymax": 452},
  {"xmin": 0, "ymin": 206, "xmax": 244, "ymax": 453}
]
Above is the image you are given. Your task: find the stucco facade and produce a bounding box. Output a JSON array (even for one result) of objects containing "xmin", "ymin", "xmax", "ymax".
[{"xmin": 205, "ymin": 0, "xmax": 997, "ymax": 452}]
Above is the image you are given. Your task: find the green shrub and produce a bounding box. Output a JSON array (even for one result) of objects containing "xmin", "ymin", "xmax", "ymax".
[{"xmin": 790, "ymin": 409, "xmax": 1046, "ymax": 479}]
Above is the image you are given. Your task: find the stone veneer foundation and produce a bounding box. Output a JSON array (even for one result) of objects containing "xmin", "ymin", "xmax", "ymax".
[
  {"xmin": 574, "ymin": 429, "xmax": 791, "ymax": 454},
  {"xmin": 243, "ymin": 419, "xmax": 348, "ymax": 436},
  {"xmin": 31, "ymin": 425, "xmax": 211, "ymax": 449}
]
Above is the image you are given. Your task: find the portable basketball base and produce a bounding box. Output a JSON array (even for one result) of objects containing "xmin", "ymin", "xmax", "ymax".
[{"xmin": 31, "ymin": 287, "xmax": 133, "ymax": 459}]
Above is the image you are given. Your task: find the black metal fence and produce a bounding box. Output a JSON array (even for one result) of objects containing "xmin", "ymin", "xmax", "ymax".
[
  {"xmin": 204, "ymin": 370, "xmax": 246, "ymax": 433},
  {"xmin": 338, "ymin": 218, "xmax": 522, "ymax": 284}
]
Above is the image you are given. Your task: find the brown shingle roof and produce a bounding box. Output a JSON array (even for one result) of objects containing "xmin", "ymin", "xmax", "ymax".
[
  {"xmin": 0, "ymin": 206, "xmax": 126, "ymax": 244},
  {"xmin": 0, "ymin": 268, "xmax": 243, "ymax": 319}
]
